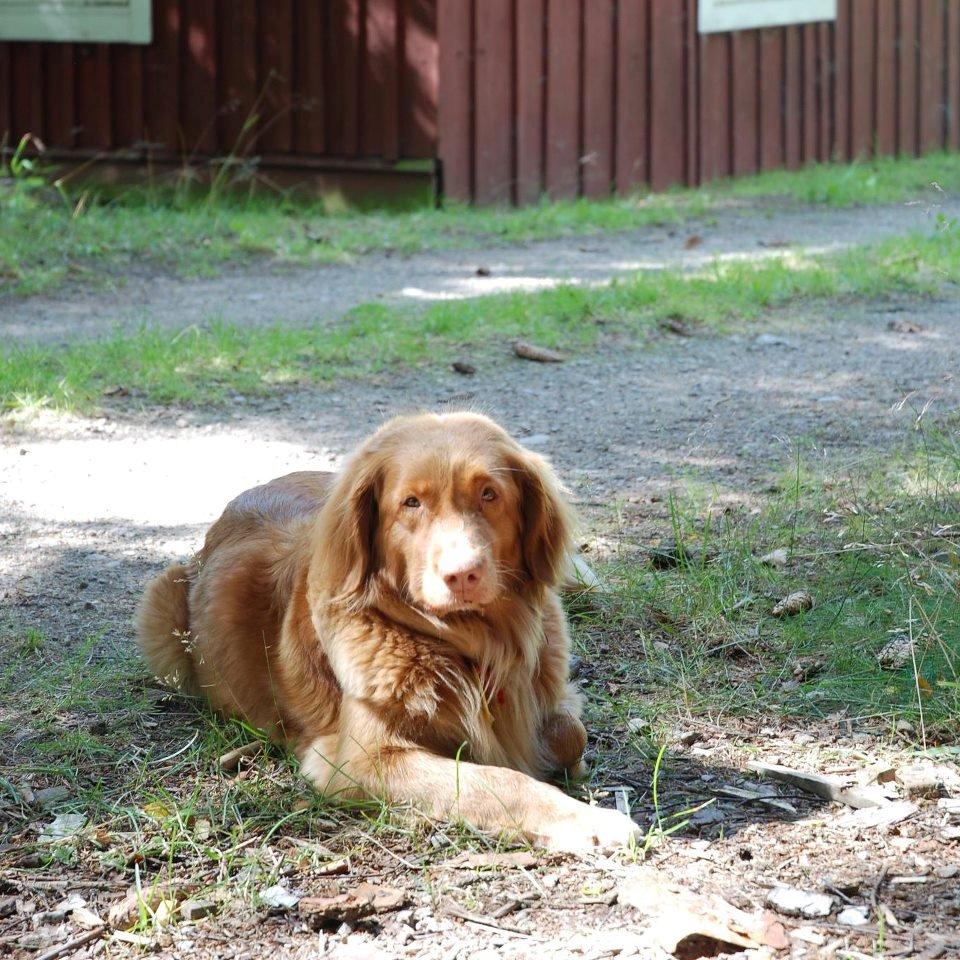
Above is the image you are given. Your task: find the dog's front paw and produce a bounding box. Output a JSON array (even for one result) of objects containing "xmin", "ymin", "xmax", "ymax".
[{"xmin": 537, "ymin": 803, "xmax": 640, "ymax": 853}]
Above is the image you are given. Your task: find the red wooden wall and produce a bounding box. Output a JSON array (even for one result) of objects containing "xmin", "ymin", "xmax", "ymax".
[
  {"xmin": 0, "ymin": 0, "xmax": 438, "ymax": 164},
  {"xmin": 2, "ymin": 0, "xmax": 959, "ymax": 202},
  {"xmin": 438, "ymin": 0, "xmax": 960, "ymax": 203}
]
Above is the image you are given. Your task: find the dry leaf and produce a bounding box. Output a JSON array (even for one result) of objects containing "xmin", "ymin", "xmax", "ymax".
[{"xmin": 619, "ymin": 870, "xmax": 788, "ymax": 957}]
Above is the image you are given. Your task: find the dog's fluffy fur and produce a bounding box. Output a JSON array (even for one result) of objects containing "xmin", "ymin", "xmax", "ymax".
[{"xmin": 137, "ymin": 413, "xmax": 638, "ymax": 851}]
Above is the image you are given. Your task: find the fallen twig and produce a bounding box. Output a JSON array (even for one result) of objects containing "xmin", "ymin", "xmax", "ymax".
[
  {"xmin": 218, "ymin": 741, "xmax": 262, "ymax": 772},
  {"xmin": 34, "ymin": 926, "xmax": 105, "ymax": 960}
]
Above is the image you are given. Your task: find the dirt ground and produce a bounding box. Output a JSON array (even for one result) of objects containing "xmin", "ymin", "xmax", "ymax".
[{"xmin": 2, "ymin": 202, "xmax": 960, "ymax": 959}]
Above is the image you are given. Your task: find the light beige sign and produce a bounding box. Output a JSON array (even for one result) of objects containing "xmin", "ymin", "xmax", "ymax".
[
  {"xmin": 699, "ymin": 0, "xmax": 837, "ymax": 33},
  {"xmin": 0, "ymin": 0, "xmax": 151, "ymax": 43}
]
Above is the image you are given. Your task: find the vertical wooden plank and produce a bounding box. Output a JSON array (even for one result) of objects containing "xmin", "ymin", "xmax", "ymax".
[
  {"xmin": 918, "ymin": 0, "xmax": 943, "ymax": 152},
  {"xmin": 615, "ymin": 0, "xmax": 648, "ymax": 192},
  {"xmin": 295, "ymin": 0, "xmax": 326, "ymax": 155},
  {"xmin": 802, "ymin": 24, "xmax": 818, "ymax": 161},
  {"xmin": 217, "ymin": 0, "xmax": 256, "ymax": 153},
  {"xmin": 400, "ymin": 0, "xmax": 438, "ymax": 158},
  {"xmin": 731, "ymin": 31, "xmax": 758, "ymax": 176},
  {"xmin": 11, "ymin": 43, "xmax": 44, "ymax": 141},
  {"xmin": 474, "ymin": 0, "xmax": 512, "ymax": 202},
  {"xmin": 832, "ymin": 0, "xmax": 850, "ymax": 159},
  {"xmin": 784, "ymin": 26, "xmax": 801, "ymax": 167},
  {"xmin": 818, "ymin": 21, "xmax": 832, "ymax": 161},
  {"xmin": 438, "ymin": 0, "xmax": 473, "ymax": 200},
  {"xmin": 363, "ymin": 0, "xmax": 399, "ymax": 158},
  {"xmin": 685, "ymin": 0, "xmax": 699, "ymax": 184},
  {"xmin": 699, "ymin": 33, "xmax": 730, "ymax": 181},
  {"xmin": 948, "ymin": 0, "xmax": 960, "ymax": 149},
  {"xmin": 259, "ymin": 0, "xmax": 294, "ymax": 153},
  {"xmin": 876, "ymin": 0, "xmax": 898, "ymax": 155},
  {"xmin": 582, "ymin": 0, "xmax": 614, "ymax": 196},
  {"xmin": 759, "ymin": 28, "xmax": 783, "ymax": 170},
  {"xmin": 44, "ymin": 45, "xmax": 76, "ymax": 150},
  {"xmin": 649, "ymin": 0, "xmax": 685, "ymax": 189},
  {"xmin": 545, "ymin": 0, "xmax": 581, "ymax": 198},
  {"xmin": 76, "ymin": 45, "xmax": 112, "ymax": 148},
  {"xmin": 899, "ymin": 0, "xmax": 919, "ymax": 155},
  {"xmin": 181, "ymin": 0, "xmax": 217, "ymax": 154},
  {"xmin": 516, "ymin": 0, "xmax": 545, "ymax": 202},
  {"xmin": 145, "ymin": 0, "xmax": 181, "ymax": 150},
  {"xmin": 325, "ymin": 0, "xmax": 362, "ymax": 157},
  {"xmin": 849, "ymin": 0, "xmax": 875, "ymax": 158},
  {"xmin": 112, "ymin": 45, "xmax": 144, "ymax": 150}
]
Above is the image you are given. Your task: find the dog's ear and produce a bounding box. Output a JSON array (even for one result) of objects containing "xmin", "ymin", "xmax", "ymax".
[
  {"xmin": 510, "ymin": 447, "xmax": 574, "ymax": 588},
  {"xmin": 314, "ymin": 450, "xmax": 381, "ymax": 603}
]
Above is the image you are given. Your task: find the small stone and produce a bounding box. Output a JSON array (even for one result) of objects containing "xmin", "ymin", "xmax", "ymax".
[
  {"xmin": 259, "ymin": 884, "xmax": 300, "ymax": 910},
  {"xmin": 180, "ymin": 899, "xmax": 217, "ymax": 921},
  {"xmin": 759, "ymin": 548, "xmax": 788, "ymax": 568},
  {"xmin": 935, "ymin": 865, "xmax": 958, "ymax": 879},
  {"xmin": 895, "ymin": 718, "xmax": 916, "ymax": 736},
  {"xmin": 451, "ymin": 361, "xmax": 476, "ymax": 375},
  {"xmin": 766, "ymin": 886, "xmax": 833, "ymax": 919},
  {"xmin": 39, "ymin": 813, "xmax": 86, "ymax": 842},
  {"xmin": 754, "ymin": 334, "xmax": 794, "ymax": 348},
  {"xmin": 837, "ymin": 906, "xmax": 870, "ymax": 927},
  {"xmin": 937, "ymin": 798, "xmax": 960, "ymax": 820},
  {"xmin": 34, "ymin": 786, "xmax": 70, "ymax": 806}
]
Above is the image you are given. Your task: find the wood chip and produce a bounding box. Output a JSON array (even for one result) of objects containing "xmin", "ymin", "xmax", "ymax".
[
  {"xmin": 512, "ymin": 340, "xmax": 564, "ymax": 363},
  {"xmin": 446, "ymin": 851, "xmax": 538, "ymax": 870},
  {"xmin": 835, "ymin": 800, "xmax": 919, "ymax": 830},
  {"xmin": 747, "ymin": 761, "xmax": 889, "ymax": 809}
]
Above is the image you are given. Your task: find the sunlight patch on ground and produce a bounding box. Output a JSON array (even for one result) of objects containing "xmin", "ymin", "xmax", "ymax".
[{"xmin": 1, "ymin": 433, "xmax": 340, "ymax": 526}]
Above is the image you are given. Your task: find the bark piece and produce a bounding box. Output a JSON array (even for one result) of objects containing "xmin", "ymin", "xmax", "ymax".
[
  {"xmin": 512, "ymin": 340, "xmax": 565, "ymax": 363},
  {"xmin": 299, "ymin": 884, "xmax": 406, "ymax": 929}
]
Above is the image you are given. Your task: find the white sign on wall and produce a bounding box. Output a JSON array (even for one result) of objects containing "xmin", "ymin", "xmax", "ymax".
[
  {"xmin": 699, "ymin": 0, "xmax": 837, "ymax": 33},
  {"xmin": 0, "ymin": 0, "xmax": 152, "ymax": 44}
]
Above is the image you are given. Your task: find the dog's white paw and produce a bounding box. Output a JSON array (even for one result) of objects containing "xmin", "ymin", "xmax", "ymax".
[{"xmin": 538, "ymin": 804, "xmax": 641, "ymax": 853}]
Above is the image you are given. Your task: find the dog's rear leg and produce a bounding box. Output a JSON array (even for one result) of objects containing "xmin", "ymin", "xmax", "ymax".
[{"xmin": 135, "ymin": 563, "xmax": 196, "ymax": 694}]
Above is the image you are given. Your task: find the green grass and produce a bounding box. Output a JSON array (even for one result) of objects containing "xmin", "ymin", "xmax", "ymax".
[
  {"xmin": 3, "ymin": 219, "xmax": 958, "ymax": 413},
  {"xmin": 578, "ymin": 423, "xmax": 960, "ymax": 748},
  {"xmin": 2, "ymin": 149, "xmax": 959, "ymax": 297}
]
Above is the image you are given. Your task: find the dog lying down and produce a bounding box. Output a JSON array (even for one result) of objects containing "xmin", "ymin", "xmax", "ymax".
[{"xmin": 136, "ymin": 412, "xmax": 639, "ymax": 852}]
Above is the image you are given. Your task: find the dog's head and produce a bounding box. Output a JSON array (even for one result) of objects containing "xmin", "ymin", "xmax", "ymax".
[{"xmin": 313, "ymin": 413, "xmax": 573, "ymax": 614}]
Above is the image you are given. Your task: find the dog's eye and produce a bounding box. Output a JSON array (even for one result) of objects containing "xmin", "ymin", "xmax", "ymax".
[
  {"xmin": 481, "ymin": 487, "xmax": 497, "ymax": 502},
  {"xmin": 402, "ymin": 495, "xmax": 421, "ymax": 509}
]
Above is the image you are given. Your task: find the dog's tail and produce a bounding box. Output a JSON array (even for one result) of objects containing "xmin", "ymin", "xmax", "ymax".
[{"xmin": 135, "ymin": 563, "xmax": 197, "ymax": 695}]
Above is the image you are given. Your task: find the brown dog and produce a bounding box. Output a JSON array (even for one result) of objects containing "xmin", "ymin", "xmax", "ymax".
[{"xmin": 136, "ymin": 413, "xmax": 638, "ymax": 851}]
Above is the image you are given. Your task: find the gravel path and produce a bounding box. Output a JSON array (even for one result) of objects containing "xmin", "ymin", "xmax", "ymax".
[
  {"xmin": 3, "ymin": 290, "xmax": 957, "ymax": 653},
  {"xmin": 4, "ymin": 196, "xmax": 958, "ymax": 344}
]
